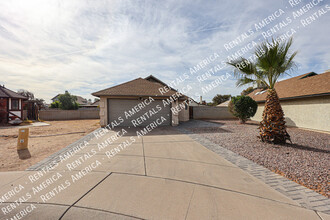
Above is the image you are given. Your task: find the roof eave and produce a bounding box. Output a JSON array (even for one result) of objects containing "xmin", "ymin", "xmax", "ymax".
[
  {"xmin": 255, "ymin": 92, "xmax": 330, "ymax": 103},
  {"xmin": 90, "ymin": 94, "xmax": 175, "ymax": 98},
  {"xmin": 0, "ymin": 87, "xmax": 28, "ymax": 99}
]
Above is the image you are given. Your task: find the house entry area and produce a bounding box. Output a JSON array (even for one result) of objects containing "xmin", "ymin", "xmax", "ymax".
[{"xmin": 108, "ymin": 99, "xmax": 171, "ymax": 127}]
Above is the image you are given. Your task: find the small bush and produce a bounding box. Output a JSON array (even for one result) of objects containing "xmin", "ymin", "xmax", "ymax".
[
  {"xmin": 50, "ymin": 101, "xmax": 60, "ymax": 108},
  {"xmin": 57, "ymin": 91, "xmax": 79, "ymax": 110},
  {"xmin": 229, "ymin": 96, "xmax": 257, "ymax": 123}
]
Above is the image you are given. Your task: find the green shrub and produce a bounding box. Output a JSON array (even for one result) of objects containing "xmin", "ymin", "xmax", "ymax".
[
  {"xmin": 58, "ymin": 91, "xmax": 79, "ymax": 110},
  {"xmin": 74, "ymin": 102, "xmax": 79, "ymax": 110},
  {"xmin": 50, "ymin": 91, "xmax": 79, "ymax": 110},
  {"xmin": 212, "ymin": 94, "xmax": 231, "ymax": 105},
  {"xmin": 50, "ymin": 101, "xmax": 60, "ymax": 108},
  {"xmin": 229, "ymin": 96, "xmax": 257, "ymax": 123}
]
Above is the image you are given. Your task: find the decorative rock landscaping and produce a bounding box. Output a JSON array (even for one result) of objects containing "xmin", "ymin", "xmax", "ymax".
[{"xmin": 178, "ymin": 119, "xmax": 330, "ymax": 214}]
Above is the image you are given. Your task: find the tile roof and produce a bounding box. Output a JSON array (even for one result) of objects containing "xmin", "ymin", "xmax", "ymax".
[
  {"xmin": 217, "ymin": 100, "xmax": 230, "ymax": 107},
  {"xmin": 80, "ymin": 100, "xmax": 99, "ymax": 107},
  {"xmin": 75, "ymin": 96, "xmax": 88, "ymax": 105},
  {"xmin": 92, "ymin": 100, "xmax": 100, "ymax": 105},
  {"xmin": 248, "ymin": 71, "xmax": 330, "ymax": 102},
  {"xmin": 0, "ymin": 86, "xmax": 28, "ymax": 99},
  {"xmin": 92, "ymin": 77, "xmax": 179, "ymax": 97}
]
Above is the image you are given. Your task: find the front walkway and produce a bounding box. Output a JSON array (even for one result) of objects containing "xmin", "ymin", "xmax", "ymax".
[{"xmin": 0, "ymin": 127, "xmax": 328, "ymax": 219}]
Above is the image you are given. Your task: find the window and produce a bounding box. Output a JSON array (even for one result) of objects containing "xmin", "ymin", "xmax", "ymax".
[{"xmin": 11, "ymin": 99, "xmax": 19, "ymax": 110}]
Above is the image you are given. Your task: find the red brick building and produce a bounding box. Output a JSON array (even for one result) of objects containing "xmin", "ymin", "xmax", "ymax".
[{"xmin": 0, "ymin": 85, "xmax": 27, "ymax": 124}]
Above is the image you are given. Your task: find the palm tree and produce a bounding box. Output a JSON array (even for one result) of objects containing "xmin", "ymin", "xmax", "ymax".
[{"xmin": 228, "ymin": 37, "xmax": 297, "ymax": 144}]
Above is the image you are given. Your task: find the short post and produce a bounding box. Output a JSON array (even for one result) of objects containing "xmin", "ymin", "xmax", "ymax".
[{"xmin": 17, "ymin": 128, "xmax": 31, "ymax": 159}]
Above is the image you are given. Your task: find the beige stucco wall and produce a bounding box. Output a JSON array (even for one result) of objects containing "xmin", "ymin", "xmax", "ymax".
[
  {"xmin": 39, "ymin": 109, "xmax": 100, "ymax": 120},
  {"xmin": 99, "ymin": 97, "xmax": 107, "ymax": 127},
  {"xmin": 178, "ymin": 101, "xmax": 189, "ymax": 122},
  {"xmin": 171, "ymin": 99, "xmax": 179, "ymax": 126},
  {"xmin": 251, "ymin": 96, "xmax": 330, "ymax": 132},
  {"xmin": 193, "ymin": 106, "xmax": 236, "ymax": 120}
]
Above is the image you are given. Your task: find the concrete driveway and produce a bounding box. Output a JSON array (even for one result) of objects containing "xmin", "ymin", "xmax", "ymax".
[{"xmin": 0, "ymin": 126, "xmax": 328, "ymax": 220}]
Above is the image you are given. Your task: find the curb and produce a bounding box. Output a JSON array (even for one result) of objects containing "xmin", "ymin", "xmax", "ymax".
[{"xmin": 26, "ymin": 128, "xmax": 102, "ymax": 171}]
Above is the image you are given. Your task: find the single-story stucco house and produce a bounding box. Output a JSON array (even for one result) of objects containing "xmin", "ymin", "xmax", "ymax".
[
  {"xmin": 92, "ymin": 75, "xmax": 189, "ymax": 127},
  {"xmin": 0, "ymin": 85, "xmax": 27, "ymax": 124},
  {"xmin": 248, "ymin": 71, "xmax": 330, "ymax": 132},
  {"xmin": 217, "ymin": 99, "xmax": 230, "ymax": 107},
  {"xmin": 51, "ymin": 92, "xmax": 89, "ymax": 106}
]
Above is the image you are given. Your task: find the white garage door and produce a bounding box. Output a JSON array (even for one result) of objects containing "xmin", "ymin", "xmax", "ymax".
[{"xmin": 108, "ymin": 99, "xmax": 171, "ymax": 127}]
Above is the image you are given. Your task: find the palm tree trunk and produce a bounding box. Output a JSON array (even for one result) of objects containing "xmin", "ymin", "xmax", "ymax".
[{"xmin": 259, "ymin": 89, "xmax": 291, "ymax": 144}]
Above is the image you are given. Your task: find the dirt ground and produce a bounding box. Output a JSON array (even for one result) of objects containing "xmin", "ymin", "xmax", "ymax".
[{"xmin": 0, "ymin": 120, "xmax": 100, "ymax": 172}]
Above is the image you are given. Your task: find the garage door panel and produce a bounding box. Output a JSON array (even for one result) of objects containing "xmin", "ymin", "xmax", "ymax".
[{"xmin": 108, "ymin": 99, "xmax": 171, "ymax": 126}]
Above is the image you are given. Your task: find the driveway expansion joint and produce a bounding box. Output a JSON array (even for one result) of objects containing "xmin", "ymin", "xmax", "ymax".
[
  {"xmin": 0, "ymin": 201, "xmax": 71, "ymax": 208},
  {"xmin": 143, "ymin": 140, "xmax": 195, "ymax": 143},
  {"xmin": 315, "ymin": 211, "xmax": 325, "ymax": 220},
  {"xmin": 144, "ymin": 155, "xmax": 239, "ymax": 168},
  {"xmin": 184, "ymin": 185, "xmax": 195, "ymax": 220},
  {"xmin": 71, "ymin": 205, "xmax": 145, "ymax": 220},
  {"xmin": 176, "ymin": 123, "xmax": 330, "ymax": 215},
  {"xmin": 59, "ymin": 172, "xmax": 112, "ymax": 220},
  {"xmin": 110, "ymin": 172, "xmax": 306, "ymax": 209},
  {"xmin": 141, "ymin": 136, "xmax": 147, "ymax": 176}
]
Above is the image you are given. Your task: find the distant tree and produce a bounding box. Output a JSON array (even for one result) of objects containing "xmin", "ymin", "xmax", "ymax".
[
  {"xmin": 57, "ymin": 91, "xmax": 79, "ymax": 110},
  {"xmin": 17, "ymin": 89, "xmax": 34, "ymax": 100},
  {"xmin": 94, "ymin": 98, "xmax": 100, "ymax": 102},
  {"xmin": 18, "ymin": 89, "xmax": 46, "ymax": 109},
  {"xmin": 35, "ymin": 98, "xmax": 45, "ymax": 108},
  {"xmin": 212, "ymin": 94, "xmax": 231, "ymax": 105},
  {"xmin": 50, "ymin": 101, "xmax": 60, "ymax": 108},
  {"xmin": 241, "ymin": 87, "xmax": 255, "ymax": 96},
  {"xmin": 229, "ymin": 96, "xmax": 257, "ymax": 124}
]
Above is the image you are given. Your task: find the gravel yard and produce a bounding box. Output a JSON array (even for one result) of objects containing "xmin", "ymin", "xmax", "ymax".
[
  {"xmin": 187, "ymin": 120, "xmax": 330, "ymax": 198},
  {"xmin": 0, "ymin": 120, "xmax": 99, "ymax": 172}
]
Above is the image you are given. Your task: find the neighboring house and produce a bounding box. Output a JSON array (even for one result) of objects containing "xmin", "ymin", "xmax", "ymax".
[
  {"xmin": 51, "ymin": 92, "xmax": 88, "ymax": 105},
  {"xmin": 189, "ymin": 99, "xmax": 200, "ymax": 106},
  {"xmin": 79, "ymin": 100, "xmax": 99, "ymax": 108},
  {"xmin": 0, "ymin": 85, "xmax": 27, "ymax": 124},
  {"xmin": 92, "ymin": 100, "xmax": 100, "ymax": 106},
  {"xmin": 248, "ymin": 71, "xmax": 330, "ymax": 132},
  {"xmin": 182, "ymin": 96, "xmax": 205, "ymax": 106},
  {"xmin": 92, "ymin": 75, "xmax": 189, "ymax": 127},
  {"xmin": 217, "ymin": 99, "xmax": 230, "ymax": 107}
]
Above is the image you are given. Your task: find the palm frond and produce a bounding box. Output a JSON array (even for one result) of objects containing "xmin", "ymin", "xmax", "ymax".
[
  {"xmin": 228, "ymin": 37, "xmax": 297, "ymax": 89},
  {"xmin": 236, "ymin": 77, "xmax": 255, "ymax": 87},
  {"xmin": 227, "ymin": 58, "xmax": 256, "ymax": 76}
]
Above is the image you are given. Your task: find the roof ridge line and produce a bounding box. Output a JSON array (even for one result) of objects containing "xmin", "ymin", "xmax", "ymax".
[
  {"xmin": 0, "ymin": 86, "xmax": 10, "ymax": 98},
  {"xmin": 144, "ymin": 75, "xmax": 179, "ymax": 92},
  {"xmin": 0, "ymin": 86, "xmax": 27, "ymax": 99},
  {"xmin": 92, "ymin": 77, "xmax": 143, "ymax": 96}
]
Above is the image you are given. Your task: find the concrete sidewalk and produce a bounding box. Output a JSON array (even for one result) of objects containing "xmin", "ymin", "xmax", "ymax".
[{"xmin": 0, "ymin": 127, "xmax": 329, "ymax": 220}]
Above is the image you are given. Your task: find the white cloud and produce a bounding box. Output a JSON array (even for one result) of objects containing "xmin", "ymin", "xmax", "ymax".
[{"xmin": 0, "ymin": 0, "xmax": 329, "ymax": 102}]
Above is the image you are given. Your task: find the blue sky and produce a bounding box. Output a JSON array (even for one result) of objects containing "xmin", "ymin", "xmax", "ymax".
[{"xmin": 0, "ymin": 0, "xmax": 329, "ymax": 103}]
